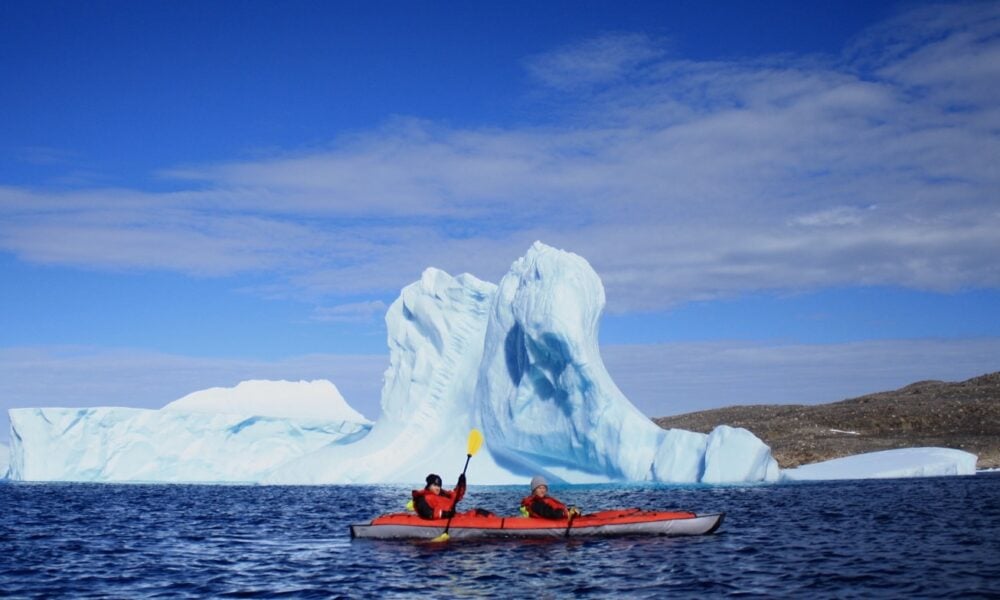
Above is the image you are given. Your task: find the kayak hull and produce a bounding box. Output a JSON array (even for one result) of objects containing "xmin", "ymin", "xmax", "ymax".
[{"xmin": 350, "ymin": 509, "xmax": 724, "ymax": 540}]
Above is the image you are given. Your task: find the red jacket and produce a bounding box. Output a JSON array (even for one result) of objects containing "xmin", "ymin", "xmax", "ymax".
[
  {"xmin": 520, "ymin": 494, "xmax": 569, "ymax": 519},
  {"xmin": 412, "ymin": 485, "xmax": 465, "ymax": 519}
]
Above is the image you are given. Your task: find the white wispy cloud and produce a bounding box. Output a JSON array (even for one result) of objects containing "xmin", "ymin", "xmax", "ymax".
[
  {"xmin": 848, "ymin": 2, "xmax": 1000, "ymax": 105},
  {"xmin": 524, "ymin": 32, "xmax": 667, "ymax": 90},
  {"xmin": 0, "ymin": 3, "xmax": 997, "ymax": 310},
  {"xmin": 310, "ymin": 300, "xmax": 388, "ymax": 323}
]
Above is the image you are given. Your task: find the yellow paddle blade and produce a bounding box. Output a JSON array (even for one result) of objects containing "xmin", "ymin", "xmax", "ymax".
[
  {"xmin": 467, "ymin": 429, "xmax": 484, "ymax": 456},
  {"xmin": 431, "ymin": 532, "xmax": 451, "ymax": 543}
]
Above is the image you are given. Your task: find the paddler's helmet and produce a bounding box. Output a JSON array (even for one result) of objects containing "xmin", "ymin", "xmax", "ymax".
[{"xmin": 425, "ymin": 473, "xmax": 443, "ymax": 488}]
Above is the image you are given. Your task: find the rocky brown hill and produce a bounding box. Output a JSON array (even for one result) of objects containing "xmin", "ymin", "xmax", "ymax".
[{"xmin": 654, "ymin": 372, "xmax": 1000, "ymax": 469}]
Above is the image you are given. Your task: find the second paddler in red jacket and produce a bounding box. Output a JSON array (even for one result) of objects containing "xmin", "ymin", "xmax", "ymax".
[
  {"xmin": 520, "ymin": 475, "xmax": 581, "ymax": 519},
  {"xmin": 412, "ymin": 473, "xmax": 466, "ymax": 520}
]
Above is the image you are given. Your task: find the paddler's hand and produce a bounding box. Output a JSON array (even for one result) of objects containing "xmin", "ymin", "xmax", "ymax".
[
  {"xmin": 457, "ymin": 473, "xmax": 467, "ymax": 487},
  {"xmin": 568, "ymin": 507, "xmax": 582, "ymax": 517}
]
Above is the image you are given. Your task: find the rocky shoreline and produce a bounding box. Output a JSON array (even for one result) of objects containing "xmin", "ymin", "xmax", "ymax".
[{"xmin": 654, "ymin": 372, "xmax": 1000, "ymax": 470}]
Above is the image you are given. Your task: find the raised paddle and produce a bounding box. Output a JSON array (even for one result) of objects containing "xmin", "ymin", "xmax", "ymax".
[{"xmin": 431, "ymin": 429, "xmax": 484, "ymax": 543}]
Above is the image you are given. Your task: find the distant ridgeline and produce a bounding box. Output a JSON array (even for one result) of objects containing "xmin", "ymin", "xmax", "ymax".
[
  {"xmin": 655, "ymin": 372, "xmax": 999, "ymax": 470},
  {"xmin": 3, "ymin": 243, "xmax": 979, "ymax": 484}
]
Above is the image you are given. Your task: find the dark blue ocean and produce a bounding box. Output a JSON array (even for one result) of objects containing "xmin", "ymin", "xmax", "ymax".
[{"xmin": 2, "ymin": 474, "xmax": 999, "ymax": 598}]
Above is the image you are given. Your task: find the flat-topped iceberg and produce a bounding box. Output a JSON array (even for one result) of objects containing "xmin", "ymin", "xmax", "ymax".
[
  {"xmin": 6, "ymin": 406, "xmax": 369, "ymax": 483},
  {"xmin": 165, "ymin": 379, "xmax": 371, "ymax": 424},
  {"xmin": 7, "ymin": 379, "xmax": 372, "ymax": 482},
  {"xmin": 781, "ymin": 448, "xmax": 978, "ymax": 481}
]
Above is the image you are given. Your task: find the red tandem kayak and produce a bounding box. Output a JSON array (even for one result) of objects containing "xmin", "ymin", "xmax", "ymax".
[{"xmin": 350, "ymin": 508, "xmax": 725, "ymax": 540}]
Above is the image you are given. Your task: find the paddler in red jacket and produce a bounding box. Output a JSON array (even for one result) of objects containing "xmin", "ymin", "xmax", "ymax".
[
  {"xmin": 412, "ymin": 473, "xmax": 466, "ymax": 520},
  {"xmin": 520, "ymin": 476, "xmax": 581, "ymax": 519}
]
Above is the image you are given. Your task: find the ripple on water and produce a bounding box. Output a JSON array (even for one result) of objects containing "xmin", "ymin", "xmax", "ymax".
[{"xmin": 2, "ymin": 476, "xmax": 1000, "ymax": 598}]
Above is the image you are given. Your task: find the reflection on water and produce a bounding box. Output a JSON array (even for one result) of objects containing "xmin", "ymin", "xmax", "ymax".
[{"xmin": 1, "ymin": 475, "xmax": 998, "ymax": 598}]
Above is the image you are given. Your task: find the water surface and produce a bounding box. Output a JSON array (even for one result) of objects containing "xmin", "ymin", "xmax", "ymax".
[{"xmin": 2, "ymin": 475, "xmax": 998, "ymax": 598}]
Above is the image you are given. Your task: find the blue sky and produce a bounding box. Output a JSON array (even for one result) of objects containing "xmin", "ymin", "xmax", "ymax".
[{"xmin": 1, "ymin": 1, "xmax": 999, "ymax": 440}]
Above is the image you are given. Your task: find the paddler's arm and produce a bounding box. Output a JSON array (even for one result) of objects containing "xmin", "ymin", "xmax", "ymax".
[
  {"xmin": 413, "ymin": 494, "xmax": 435, "ymax": 519},
  {"xmin": 529, "ymin": 497, "xmax": 569, "ymax": 519},
  {"xmin": 453, "ymin": 473, "xmax": 467, "ymax": 503}
]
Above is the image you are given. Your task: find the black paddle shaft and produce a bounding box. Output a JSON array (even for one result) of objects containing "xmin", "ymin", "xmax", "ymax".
[{"xmin": 440, "ymin": 453, "xmax": 472, "ymax": 536}]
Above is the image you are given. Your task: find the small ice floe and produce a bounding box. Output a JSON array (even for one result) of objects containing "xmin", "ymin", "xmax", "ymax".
[{"xmin": 781, "ymin": 447, "xmax": 978, "ymax": 481}]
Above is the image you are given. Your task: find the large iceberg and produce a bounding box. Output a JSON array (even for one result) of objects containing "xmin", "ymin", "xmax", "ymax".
[
  {"xmin": 7, "ymin": 381, "xmax": 372, "ymax": 483},
  {"xmin": 0, "ymin": 442, "xmax": 8, "ymax": 478},
  {"xmin": 474, "ymin": 244, "xmax": 778, "ymax": 484},
  {"xmin": 262, "ymin": 269, "xmax": 520, "ymax": 484},
  {"xmin": 7, "ymin": 242, "xmax": 789, "ymax": 484},
  {"xmin": 781, "ymin": 448, "xmax": 978, "ymax": 481}
]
